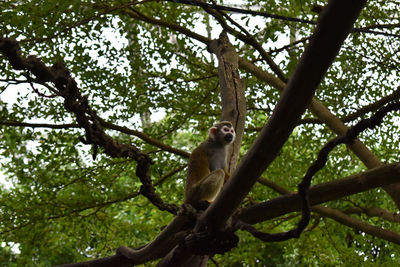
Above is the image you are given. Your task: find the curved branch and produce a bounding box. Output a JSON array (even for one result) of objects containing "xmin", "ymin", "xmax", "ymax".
[
  {"xmin": 58, "ymin": 206, "xmax": 194, "ymax": 267},
  {"xmin": 121, "ymin": 7, "xmax": 209, "ymax": 45},
  {"xmin": 312, "ymin": 205, "xmax": 400, "ymax": 244},
  {"xmin": 0, "ymin": 120, "xmax": 190, "ymax": 158},
  {"xmin": 0, "ymin": 121, "xmax": 79, "ymax": 129},
  {"xmin": 342, "ymin": 206, "xmax": 400, "ymax": 223},
  {"xmin": 99, "ymin": 119, "xmax": 190, "ymax": 158},
  {"xmin": 238, "ymin": 97, "xmax": 400, "ymax": 243},
  {"xmin": 299, "ymin": 86, "xmax": 400, "ymax": 125},
  {"xmin": 115, "ymin": 210, "xmax": 194, "ymax": 265}
]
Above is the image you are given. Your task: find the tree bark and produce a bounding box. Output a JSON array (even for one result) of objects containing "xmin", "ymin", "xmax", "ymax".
[
  {"xmin": 157, "ymin": 31, "xmax": 246, "ymax": 267},
  {"xmin": 207, "ymin": 31, "xmax": 246, "ymax": 173}
]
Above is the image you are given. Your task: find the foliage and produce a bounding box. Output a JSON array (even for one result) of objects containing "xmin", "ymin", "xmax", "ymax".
[{"xmin": 1, "ymin": 0, "xmax": 400, "ymax": 266}]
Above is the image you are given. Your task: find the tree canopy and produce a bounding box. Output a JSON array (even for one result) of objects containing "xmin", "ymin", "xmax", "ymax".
[{"xmin": 1, "ymin": 0, "xmax": 400, "ymax": 266}]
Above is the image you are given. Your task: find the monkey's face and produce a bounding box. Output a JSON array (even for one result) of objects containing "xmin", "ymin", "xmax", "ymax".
[
  {"xmin": 209, "ymin": 121, "xmax": 236, "ymax": 146},
  {"xmin": 221, "ymin": 125, "xmax": 235, "ymax": 143}
]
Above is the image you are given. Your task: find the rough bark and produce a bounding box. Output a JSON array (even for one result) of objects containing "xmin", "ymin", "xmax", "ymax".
[{"xmin": 207, "ymin": 31, "xmax": 247, "ymax": 173}]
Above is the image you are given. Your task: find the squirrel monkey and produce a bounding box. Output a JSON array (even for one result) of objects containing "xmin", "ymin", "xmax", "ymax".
[
  {"xmin": 116, "ymin": 122, "xmax": 235, "ymax": 260},
  {"xmin": 184, "ymin": 121, "xmax": 235, "ymax": 206}
]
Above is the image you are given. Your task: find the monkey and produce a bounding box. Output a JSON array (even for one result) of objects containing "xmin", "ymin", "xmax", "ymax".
[
  {"xmin": 184, "ymin": 121, "xmax": 235, "ymax": 207},
  {"xmin": 116, "ymin": 122, "xmax": 235, "ymax": 260}
]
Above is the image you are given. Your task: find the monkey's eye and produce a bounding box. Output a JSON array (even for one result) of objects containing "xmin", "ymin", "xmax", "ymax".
[
  {"xmin": 222, "ymin": 126, "xmax": 235, "ymax": 134},
  {"xmin": 222, "ymin": 126, "xmax": 231, "ymax": 133}
]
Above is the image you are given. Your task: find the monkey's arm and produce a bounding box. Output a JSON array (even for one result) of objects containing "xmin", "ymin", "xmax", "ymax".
[
  {"xmin": 192, "ymin": 169, "xmax": 225, "ymax": 203},
  {"xmin": 186, "ymin": 144, "xmax": 210, "ymax": 184},
  {"xmin": 184, "ymin": 144, "xmax": 210, "ymax": 204}
]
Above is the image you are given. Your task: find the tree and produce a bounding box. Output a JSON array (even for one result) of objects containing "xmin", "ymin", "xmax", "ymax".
[{"xmin": 1, "ymin": 0, "xmax": 400, "ymax": 266}]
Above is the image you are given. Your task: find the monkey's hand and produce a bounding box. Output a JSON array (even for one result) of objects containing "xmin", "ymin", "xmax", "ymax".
[
  {"xmin": 224, "ymin": 171, "xmax": 231, "ymax": 183},
  {"xmin": 192, "ymin": 200, "xmax": 210, "ymax": 211}
]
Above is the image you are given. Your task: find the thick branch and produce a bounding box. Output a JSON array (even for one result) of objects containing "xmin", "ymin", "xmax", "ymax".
[
  {"xmin": 240, "ymin": 163, "xmax": 400, "ymax": 224},
  {"xmin": 158, "ymin": 31, "xmax": 247, "ymax": 267},
  {"xmin": 199, "ymin": 0, "xmax": 367, "ymax": 230},
  {"xmin": 207, "ymin": 31, "xmax": 246, "ymax": 172},
  {"xmin": 115, "ymin": 210, "xmax": 193, "ymax": 265}
]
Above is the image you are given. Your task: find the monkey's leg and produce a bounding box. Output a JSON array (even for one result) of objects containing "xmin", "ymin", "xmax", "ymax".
[{"xmin": 195, "ymin": 169, "xmax": 225, "ymax": 203}]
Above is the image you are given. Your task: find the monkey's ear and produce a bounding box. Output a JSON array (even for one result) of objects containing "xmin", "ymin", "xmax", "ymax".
[{"xmin": 209, "ymin": 126, "xmax": 218, "ymax": 140}]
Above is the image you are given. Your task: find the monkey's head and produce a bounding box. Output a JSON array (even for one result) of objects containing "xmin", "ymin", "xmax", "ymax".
[{"xmin": 208, "ymin": 121, "xmax": 236, "ymax": 146}]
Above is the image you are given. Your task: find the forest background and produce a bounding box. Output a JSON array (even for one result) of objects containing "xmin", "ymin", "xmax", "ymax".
[{"xmin": 1, "ymin": 0, "xmax": 400, "ymax": 266}]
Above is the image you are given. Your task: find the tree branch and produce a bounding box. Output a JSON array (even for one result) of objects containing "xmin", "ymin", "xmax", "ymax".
[
  {"xmin": 207, "ymin": 31, "xmax": 246, "ymax": 172},
  {"xmin": 0, "ymin": 120, "xmax": 190, "ymax": 158},
  {"xmin": 122, "ymin": 7, "xmax": 209, "ymax": 45},
  {"xmin": 312, "ymin": 205, "xmax": 400, "ymax": 245},
  {"xmin": 343, "ymin": 206, "xmax": 400, "ymax": 223},
  {"xmin": 0, "ymin": 121, "xmax": 79, "ymax": 129},
  {"xmin": 203, "ymin": 6, "xmax": 287, "ymax": 82},
  {"xmin": 99, "ymin": 119, "xmax": 190, "ymax": 158},
  {"xmin": 237, "ymin": 98, "xmax": 400, "ymax": 243},
  {"xmin": 157, "ymin": 30, "xmax": 247, "ymax": 267},
  {"xmin": 258, "ymin": 176, "xmax": 400, "ymax": 243},
  {"xmin": 55, "ymin": 209, "xmax": 194, "ymax": 266},
  {"xmin": 299, "ymin": 86, "xmax": 400, "ymax": 125}
]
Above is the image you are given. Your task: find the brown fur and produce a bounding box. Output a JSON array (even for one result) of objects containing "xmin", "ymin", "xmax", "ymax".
[{"xmin": 184, "ymin": 122, "xmax": 235, "ymax": 204}]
